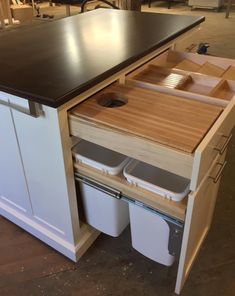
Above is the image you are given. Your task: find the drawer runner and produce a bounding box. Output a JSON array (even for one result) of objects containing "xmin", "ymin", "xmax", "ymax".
[{"xmin": 75, "ymin": 172, "xmax": 184, "ymax": 258}]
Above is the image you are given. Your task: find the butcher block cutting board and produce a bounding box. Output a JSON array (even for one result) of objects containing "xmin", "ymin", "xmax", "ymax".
[{"xmin": 70, "ymin": 84, "xmax": 223, "ymax": 153}]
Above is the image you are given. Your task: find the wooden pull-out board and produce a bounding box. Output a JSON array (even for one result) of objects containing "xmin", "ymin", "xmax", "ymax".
[{"xmin": 70, "ymin": 85, "xmax": 223, "ymax": 154}]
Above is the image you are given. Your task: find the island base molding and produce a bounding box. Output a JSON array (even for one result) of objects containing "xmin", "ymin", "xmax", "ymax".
[{"xmin": 0, "ymin": 201, "xmax": 100, "ymax": 261}]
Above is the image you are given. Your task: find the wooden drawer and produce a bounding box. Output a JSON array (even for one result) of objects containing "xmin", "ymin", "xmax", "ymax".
[
  {"xmin": 69, "ymin": 83, "xmax": 227, "ymax": 178},
  {"xmin": 68, "ymin": 83, "xmax": 235, "ymax": 191}
]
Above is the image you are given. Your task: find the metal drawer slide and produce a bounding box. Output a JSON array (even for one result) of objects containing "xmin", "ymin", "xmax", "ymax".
[{"xmin": 75, "ymin": 172, "xmax": 184, "ymax": 258}]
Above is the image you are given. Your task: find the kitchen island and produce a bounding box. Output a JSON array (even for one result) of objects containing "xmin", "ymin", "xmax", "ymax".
[{"xmin": 2, "ymin": 9, "xmax": 231, "ymax": 295}]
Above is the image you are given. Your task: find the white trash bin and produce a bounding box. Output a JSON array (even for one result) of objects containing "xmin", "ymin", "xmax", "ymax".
[
  {"xmin": 73, "ymin": 140, "xmax": 130, "ymax": 237},
  {"xmin": 124, "ymin": 160, "xmax": 189, "ymax": 266}
]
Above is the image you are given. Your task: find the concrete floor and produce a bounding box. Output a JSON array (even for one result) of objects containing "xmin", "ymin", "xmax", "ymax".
[{"xmin": 0, "ymin": 2, "xmax": 235, "ymax": 296}]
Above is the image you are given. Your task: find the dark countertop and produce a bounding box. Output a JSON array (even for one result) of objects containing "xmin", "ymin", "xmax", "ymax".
[{"xmin": 0, "ymin": 10, "xmax": 204, "ymax": 108}]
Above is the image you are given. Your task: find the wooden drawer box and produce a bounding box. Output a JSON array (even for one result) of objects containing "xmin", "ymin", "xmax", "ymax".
[{"xmin": 69, "ymin": 84, "xmax": 234, "ymax": 191}]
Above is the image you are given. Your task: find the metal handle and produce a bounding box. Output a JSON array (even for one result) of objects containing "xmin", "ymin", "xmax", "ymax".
[
  {"xmin": 0, "ymin": 98, "xmax": 42, "ymax": 118},
  {"xmin": 214, "ymin": 134, "xmax": 233, "ymax": 155},
  {"xmin": 209, "ymin": 161, "xmax": 227, "ymax": 184},
  {"xmin": 75, "ymin": 173, "xmax": 121, "ymax": 199}
]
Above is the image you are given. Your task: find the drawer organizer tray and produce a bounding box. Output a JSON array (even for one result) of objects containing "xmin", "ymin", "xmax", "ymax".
[
  {"xmin": 127, "ymin": 65, "xmax": 235, "ymax": 107},
  {"xmin": 149, "ymin": 50, "xmax": 235, "ymax": 78}
]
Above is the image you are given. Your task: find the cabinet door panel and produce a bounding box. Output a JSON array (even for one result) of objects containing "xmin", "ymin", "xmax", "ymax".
[
  {"xmin": 175, "ymin": 154, "xmax": 224, "ymax": 294},
  {"xmin": 0, "ymin": 95, "xmax": 31, "ymax": 214},
  {"xmin": 9, "ymin": 95, "xmax": 79, "ymax": 242}
]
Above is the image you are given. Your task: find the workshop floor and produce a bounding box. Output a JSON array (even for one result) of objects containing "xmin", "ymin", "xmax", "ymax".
[{"xmin": 0, "ymin": 2, "xmax": 235, "ymax": 296}]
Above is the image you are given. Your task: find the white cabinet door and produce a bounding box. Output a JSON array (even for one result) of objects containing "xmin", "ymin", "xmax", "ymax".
[
  {"xmin": 9, "ymin": 94, "xmax": 80, "ymax": 243},
  {"xmin": 0, "ymin": 93, "xmax": 32, "ymax": 214}
]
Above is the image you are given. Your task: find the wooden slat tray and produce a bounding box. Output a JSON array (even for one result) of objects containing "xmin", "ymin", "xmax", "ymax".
[
  {"xmin": 70, "ymin": 84, "xmax": 223, "ymax": 154},
  {"xmin": 129, "ymin": 65, "xmax": 224, "ymax": 101},
  {"xmin": 150, "ymin": 51, "xmax": 235, "ymax": 78}
]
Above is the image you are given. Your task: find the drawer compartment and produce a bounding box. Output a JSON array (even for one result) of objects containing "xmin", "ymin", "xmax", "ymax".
[
  {"xmin": 150, "ymin": 50, "xmax": 235, "ymax": 78},
  {"xmin": 127, "ymin": 65, "xmax": 227, "ymax": 106},
  {"xmin": 69, "ymin": 84, "xmax": 223, "ymax": 179}
]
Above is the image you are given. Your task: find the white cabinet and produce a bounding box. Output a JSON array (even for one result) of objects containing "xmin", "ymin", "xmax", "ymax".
[
  {"xmin": 0, "ymin": 92, "xmax": 32, "ymax": 214},
  {"xmin": 0, "ymin": 93, "xmax": 98, "ymax": 261}
]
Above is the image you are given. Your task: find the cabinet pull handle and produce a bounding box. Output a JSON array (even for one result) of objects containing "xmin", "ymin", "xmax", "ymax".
[
  {"xmin": 209, "ymin": 161, "xmax": 227, "ymax": 184},
  {"xmin": 214, "ymin": 134, "xmax": 233, "ymax": 155},
  {"xmin": 0, "ymin": 99, "xmax": 42, "ymax": 118}
]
